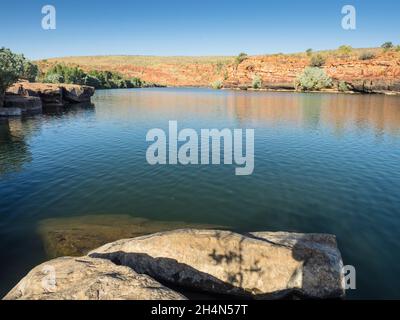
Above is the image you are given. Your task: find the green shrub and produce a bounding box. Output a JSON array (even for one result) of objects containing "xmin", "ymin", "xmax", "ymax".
[
  {"xmin": 45, "ymin": 64, "xmax": 86, "ymax": 84},
  {"xmin": 211, "ymin": 80, "xmax": 223, "ymax": 89},
  {"xmin": 252, "ymin": 75, "xmax": 262, "ymax": 89},
  {"xmin": 381, "ymin": 42, "xmax": 394, "ymax": 51},
  {"xmin": 338, "ymin": 45, "xmax": 353, "ymax": 56},
  {"xmin": 130, "ymin": 77, "xmax": 142, "ymax": 88},
  {"xmin": 235, "ymin": 53, "xmax": 248, "ymax": 66},
  {"xmin": 44, "ymin": 73, "xmax": 65, "ymax": 84},
  {"xmin": 22, "ymin": 61, "xmax": 39, "ymax": 82},
  {"xmin": 295, "ymin": 67, "xmax": 333, "ymax": 91},
  {"xmin": 359, "ymin": 52, "xmax": 375, "ymax": 60},
  {"xmin": 215, "ymin": 61, "xmax": 225, "ymax": 74},
  {"xmin": 44, "ymin": 66, "xmax": 143, "ymax": 89},
  {"xmin": 306, "ymin": 49, "xmax": 313, "ymax": 57},
  {"xmin": 0, "ymin": 48, "xmax": 29, "ymax": 106},
  {"xmin": 309, "ymin": 54, "xmax": 325, "ymax": 67},
  {"xmin": 338, "ymin": 81, "xmax": 349, "ymax": 92}
]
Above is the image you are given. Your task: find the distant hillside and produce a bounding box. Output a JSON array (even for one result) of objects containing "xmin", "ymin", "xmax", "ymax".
[{"xmin": 36, "ymin": 48, "xmax": 400, "ymax": 91}]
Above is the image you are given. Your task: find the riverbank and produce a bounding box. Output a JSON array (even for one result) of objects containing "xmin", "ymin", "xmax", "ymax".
[
  {"xmin": 0, "ymin": 81, "xmax": 95, "ymax": 117},
  {"xmin": 36, "ymin": 48, "xmax": 400, "ymax": 95}
]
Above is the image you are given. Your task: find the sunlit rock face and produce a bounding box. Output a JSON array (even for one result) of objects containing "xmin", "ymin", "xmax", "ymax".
[
  {"xmin": 90, "ymin": 229, "xmax": 345, "ymax": 299},
  {"xmin": 6, "ymin": 82, "xmax": 95, "ymax": 107},
  {"xmin": 6, "ymin": 228, "xmax": 345, "ymax": 300},
  {"xmin": 3, "ymin": 256, "xmax": 186, "ymax": 300}
]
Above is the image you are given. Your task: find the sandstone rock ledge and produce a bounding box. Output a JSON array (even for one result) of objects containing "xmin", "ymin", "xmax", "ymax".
[
  {"xmin": 3, "ymin": 256, "xmax": 186, "ymax": 300},
  {"xmin": 1, "ymin": 82, "xmax": 95, "ymax": 117},
  {"xmin": 4, "ymin": 229, "xmax": 345, "ymax": 300}
]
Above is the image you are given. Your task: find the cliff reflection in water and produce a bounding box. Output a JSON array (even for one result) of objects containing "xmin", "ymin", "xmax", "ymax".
[
  {"xmin": 95, "ymin": 89, "xmax": 400, "ymax": 138},
  {"xmin": 0, "ymin": 103, "xmax": 95, "ymax": 176}
]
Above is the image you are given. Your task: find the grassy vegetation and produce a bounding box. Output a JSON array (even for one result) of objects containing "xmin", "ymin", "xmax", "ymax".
[
  {"xmin": 359, "ymin": 51, "xmax": 375, "ymax": 60},
  {"xmin": 309, "ymin": 54, "xmax": 326, "ymax": 67},
  {"xmin": 40, "ymin": 64, "xmax": 146, "ymax": 89},
  {"xmin": 38, "ymin": 55, "xmax": 235, "ymax": 68}
]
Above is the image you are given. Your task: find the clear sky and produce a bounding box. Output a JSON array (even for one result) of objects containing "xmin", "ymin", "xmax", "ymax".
[{"xmin": 1, "ymin": 0, "xmax": 399, "ymax": 60}]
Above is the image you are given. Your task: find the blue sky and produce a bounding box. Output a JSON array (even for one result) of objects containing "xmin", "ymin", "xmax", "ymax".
[{"xmin": 0, "ymin": 0, "xmax": 399, "ymax": 60}]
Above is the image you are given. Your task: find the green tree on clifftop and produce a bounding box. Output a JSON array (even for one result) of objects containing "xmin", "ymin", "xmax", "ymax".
[{"xmin": 0, "ymin": 47, "xmax": 38, "ymax": 107}]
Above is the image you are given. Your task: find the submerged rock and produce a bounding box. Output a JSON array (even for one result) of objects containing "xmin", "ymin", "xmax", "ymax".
[
  {"xmin": 89, "ymin": 229, "xmax": 345, "ymax": 299},
  {"xmin": 38, "ymin": 215, "xmax": 224, "ymax": 258},
  {"xmin": 3, "ymin": 256, "xmax": 186, "ymax": 300}
]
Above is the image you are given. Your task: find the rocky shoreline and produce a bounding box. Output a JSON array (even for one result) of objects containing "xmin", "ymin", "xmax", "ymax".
[
  {"xmin": 3, "ymin": 229, "xmax": 345, "ymax": 300},
  {"xmin": 221, "ymin": 79, "xmax": 400, "ymax": 95},
  {"xmin": 0, "ymin": 82, "xmax": 95, "ymax": 117},
  {"xmin": 1, "ymin": 79, "xmax": 398, "ymax": 118}
]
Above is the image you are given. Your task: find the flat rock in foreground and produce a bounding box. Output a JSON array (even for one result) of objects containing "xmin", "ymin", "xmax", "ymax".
[
  {"xmin": 3, "ymin": 256, "xmax": 186, "ymax": 300},
  {"xmin": 89, "ymin": 229, "xmax": 345, "ymax": 299}
]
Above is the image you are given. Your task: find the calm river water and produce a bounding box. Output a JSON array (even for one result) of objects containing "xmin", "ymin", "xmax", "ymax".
[{"xmin": 0, "ymin": 88, "xmax": 400, "ymax": 298}]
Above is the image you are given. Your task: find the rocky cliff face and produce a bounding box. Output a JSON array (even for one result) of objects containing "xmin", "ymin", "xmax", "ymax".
[
  {"xmin": 223, "ymin": 51, "xmax": 400, "ymax": 93},
  {"xmin": 38, "ymin": 50, "xmax": 400, "ymax": 93}
]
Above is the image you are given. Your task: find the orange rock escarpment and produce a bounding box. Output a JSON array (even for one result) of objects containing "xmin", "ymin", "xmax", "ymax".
[{"xmin": 37, "ymin": 49, "xmax": 400, "ymax": 93}]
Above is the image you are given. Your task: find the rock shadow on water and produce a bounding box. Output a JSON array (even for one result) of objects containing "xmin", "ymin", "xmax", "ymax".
[{"xmin": 37, "ymin": 214, "xmax": 225, "ymax": 258}]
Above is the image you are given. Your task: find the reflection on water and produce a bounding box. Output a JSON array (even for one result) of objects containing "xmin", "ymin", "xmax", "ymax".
[
  {"xmin": 0, "ymin": 103, "xmax": 95, "ymax": 175},
  {"xmin": 0, "ymin": 119, "xmax": 33, "ymax": 175},
  {"xmin": 94, "ymin": 89, "xmax": 400, "ymax": 137},
  {"xmin": 0, "ymin": 88, "xmax": 400, "ymax": 299}
]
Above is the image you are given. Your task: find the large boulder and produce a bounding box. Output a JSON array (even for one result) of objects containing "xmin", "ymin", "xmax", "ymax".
[
  {"xmin": 3, "ymin": 256, "xmax": 186, "ymax": 300},
  {"xmin": 62, "ymin": 84, "xmax": 95, "ymax": 103},
  {"xmin": 89, "ymin": 229, "xmax": 345, "ymax": 299}
]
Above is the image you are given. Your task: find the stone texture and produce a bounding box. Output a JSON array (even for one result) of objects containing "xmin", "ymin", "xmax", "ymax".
[
  {"xmin": 4, "ymin": 95, "xmax": 42, "ymax": 115},
  {"xmin": 37, "ymin": 51, "xmax": 400, "ymax": 93},
  {"xmin": 7, "ymin": 82, "xmax": 95, "ymax": 107},
  {"xmin": 3, "ymin": 256, "xmax": 186, "ymax": 300},
  {"xmin": 89, "ymin": 229, "xmax": 345, "ymax": 299}
]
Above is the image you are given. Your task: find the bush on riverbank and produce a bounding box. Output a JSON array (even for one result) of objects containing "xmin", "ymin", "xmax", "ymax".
[
  {"xmin": 295, "ymin": 67, "xmax": 333, "ymax": 91},
  {"xmin": 252, "ymin": 75, "xmax": 262, "ymax": 89},
  {"xmin": 309, "ymin": 54, "xmax": 325, "ymax": 67},
  {"xmin": 42, "ymin": 64, "xmax": 144, "ymax": 89},
  {"xmin": 359, "ymin": 52, "xmax": 375, "ymax": 60},
  {"xmin": 0, "ymin": 47, "xmax": 39, "ymax": 107},
  {"xmin": 211, "ymin": 80, "xmax": 223, "ymax": 89}
]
